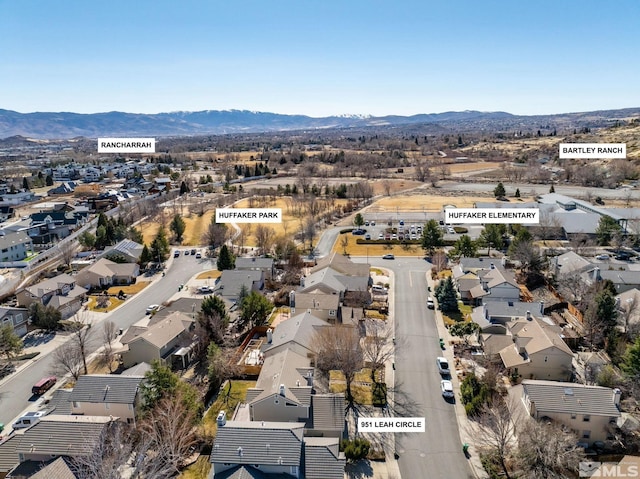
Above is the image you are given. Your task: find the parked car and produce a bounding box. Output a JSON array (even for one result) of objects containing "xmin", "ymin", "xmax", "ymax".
[
  {"xmin": 440, "ymin": 380, "xmax": 454, "ymax": 399},
  {"xmin": 616, "ymin": 251, "xmax": 633, "ymax": 260},
  {"xmin": 12, "ymin": 411, "xmax": 46, "ymax": 429},
  {"xmin": 378, "ymin": 233, "xmax": 384, "ymax": 240},
  {"xmin": 195, "ymin": 251, "xmax": 202, "ymax": 259},
  {"xmin": 365, "ymin": 234, "xmax": 371, "ymax": 240},
  {"xmin": 382, "ymin": 254, "xmax": 395, "ymax": 260},
  {"xmin": 174, "ymin": 250, "xmax": 180, "ymax": 258},
  {"xmin": 427, "ymin": 297, "xmax": 435, "ymax": 309},
  {"xmin": 146, "ymin": 304, "xmax": 159, "ymax": 314},
  {"xmin": 197, "ymin": 286, "xmax": 214, "ymax": 294},
  {"xmin": 31, "ymin": 376, "xmax": 57, "ymax": 396},
  {"xmin": 190, "ymin": 249, "xmax": 197, "ymax": 255},
  {"xmin": 436, "ymin": 356, "xmax": 450, "ymax": 375},
  {"xmin": 184, "ymin": 250, "xmax": 190, "ymax": 255},
  {"xmin": 370, "ymin": 221, "xmax": 376, "ymax": 226},
  {"xmin": 595, "ymin": 254, "xmax": 610, "ymax": 260}
]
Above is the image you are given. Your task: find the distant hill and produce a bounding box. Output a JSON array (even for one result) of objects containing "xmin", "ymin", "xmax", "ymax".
[{"xmin": 0, "ymin": 107, "xmax": 638, "ymax": 140}]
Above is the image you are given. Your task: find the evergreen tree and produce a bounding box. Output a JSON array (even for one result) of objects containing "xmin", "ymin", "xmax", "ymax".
[
  {"xmin": 353, "ymin": 213, "xmax": 365, "ymax": 228},
  {"xmin": 240, "ymin": 291, "xmax": 273, "ymax": 329},
  {"xmin": 179, "ymin": 181, "xmax": 189, "ymax": 195},
  {"xmin": 479, "ymin": 224, "xmax": 505, "ymax": 252},
  {"xmin": 549, "ymin": 184, "xmax": 555, "ymax": 193},
  {"xmin": 439, "ymin": 277, "xmax": 459, "ymax": 313},
  {"xmin": 22, "ymin": 177, "xmax": 30, "ymax": 190},
  {"xmin": 0, "ymin": 324, "xmax": 24, "ymax": 360},
  {"xmin": 170, "ymin": 214, "xmax": 186, "ymax": 243},
  {"xmin": 451, "ymin": 235, "xmax": 478, "ymax": 258},
  {"xmin": 493, "ymin": 182, "xmax": 506, "ymax": 199},
  {"xmin": 45, "ymin": 174, "xmax": 53, "ymax": 186},
  {"xmin": 421, "ymin": 219, "xmax": 444, "ymax": 254},
  {"xmin": 217, "ymin": 244, "xmax": 235, "ymax": 271},
  {"xmin": 595, "ymin": 216, "xmax": 623, "ymax": 246},
  {"xmin": 150, "ymin": 226, "xmax": 170, "ymax": 262},
  {"xmin": 140, "ymin": 244, "xmax": 153, "ymax": 268},
  {"xmin": 514, "ymin": 188, "xmax": 520, "ymax": 198},
  {"xmin": 622, "ymin": 336, "xmax": 640, "ymax": 378}
]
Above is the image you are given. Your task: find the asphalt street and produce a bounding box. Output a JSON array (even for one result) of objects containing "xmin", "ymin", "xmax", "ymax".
[
  {"xmin": 357, "ymin": 256, "xmax": 473, "ymax": 479},
  {"xmin": 0, "ymin": 252, "xmax": 209, "ymax": 428}
]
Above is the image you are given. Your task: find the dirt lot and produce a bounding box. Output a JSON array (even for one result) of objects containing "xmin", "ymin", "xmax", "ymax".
[{"xmin": 367, "ymin": 193, "xmax": 535, "ymax": 212}]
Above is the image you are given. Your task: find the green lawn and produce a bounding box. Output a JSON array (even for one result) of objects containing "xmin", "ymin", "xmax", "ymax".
[{"xmin": 442, "ymin": 302, "xmax": 473, "ymax": 326}]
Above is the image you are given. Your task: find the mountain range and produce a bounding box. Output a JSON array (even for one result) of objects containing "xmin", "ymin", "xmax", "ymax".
[{"xmin": 0, "ymin": 107, "xmax": 638, "ymax": 140}]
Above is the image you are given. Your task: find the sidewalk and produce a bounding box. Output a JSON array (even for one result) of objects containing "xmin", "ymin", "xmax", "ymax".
[{"xmin": 426, "ymin": 273, "xmax": 488, "ymax": 479}]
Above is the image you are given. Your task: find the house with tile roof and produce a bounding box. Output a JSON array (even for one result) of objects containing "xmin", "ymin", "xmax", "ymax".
[
  {"xmin": 0, "ymin": 415, "xmax": 116, "ymax": 477},
  {"xmin": 75, "ymin": 258, "xmax": 139, "ymax": 290},
  {"xmin": 119, "ymin": 311, "xmax": 196, "ymax": 369},
  {"xmin": 209, "ymin": 421, "xmax": 345, "ymax": 479},
  {"xmin": 482, "ymin": 316, "xmax": 574, "ymax": 381},
  {"xmin": 6, "ymin": 455, "xmax": 77, "ymax": 479},
  {"xmin": 16, "ymin": 273, "xmax": 87, "ymax": 319},
  {"xmin": 519, "ymin": 380, "xmax": 621, "ymax": 445},
  {"xmin": 69, "ymin": 374, "xmax": 145, "ymax": 424}
]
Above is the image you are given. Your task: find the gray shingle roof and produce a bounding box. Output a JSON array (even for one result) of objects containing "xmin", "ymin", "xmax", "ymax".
[
  {"xmin": 263, "ymin": 311, "xmax": 326, "ymax": 354},
  {"xmin": 44, "ymin": 389, "xmax": 73, "ymax": 416},
  {"xmin": 252, "ymin": 348, "xmax": 313, "ymax": 405},
  {"xmin": 29, "ymin": 456, "xmax": 77, "ymax": 479},
  {"xmin": 69, "ymin": 374, "xmax": 144, "ymax": 405},
  {"xmin": 304, "ymin": 437, "xmax": 346, "ymax": 479},
  {"xmin": 210, "ymin": 422, "xmax": 304, "ymax": 467},
  {"xmin": 522, "ymin": 380, "xmax": 621, "ymax": 417}
]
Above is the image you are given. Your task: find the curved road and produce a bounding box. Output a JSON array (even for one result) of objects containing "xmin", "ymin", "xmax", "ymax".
[{"xmin": 0, "ymin": 253, "xmax": 209, "ymax": 427}]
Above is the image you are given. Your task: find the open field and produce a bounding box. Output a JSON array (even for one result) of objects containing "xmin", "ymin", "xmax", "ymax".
[{"xmin": 140, "ymin": 209, "xmax": 215, "ymax": 246}]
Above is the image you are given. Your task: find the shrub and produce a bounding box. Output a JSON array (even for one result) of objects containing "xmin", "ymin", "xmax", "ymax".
[{"xmin": 340, "ymin": 438, "xmax": 371, "ymax": 463}]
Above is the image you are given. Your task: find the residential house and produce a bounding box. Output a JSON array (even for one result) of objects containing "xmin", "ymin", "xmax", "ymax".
[
  {"xmin": 75, "ymin": 258, "xmax": 140, "ymax": 290},
  {"xmin": 298, "ymin": 267, "xmax": 368, "ymax": 300},
  {"xmin": 482, "ymin": 315, "xmax": 574, "ymax": 381},
  {"xmin": 596, "ymin": 269, "xmax": 640, "ymax": 295},
  {"xmin": 69, "ymin": 374, "xmax": 145, "ymax": 424},
  {"xmin": 7, "ymin": 456, "xmax": 77, "ymax": 479},
  {"xmin": 469, "ymin": 267, "xmax": 520, "ymax": 304},
  {"xmin": 47, "ymin": 182, "xmax": 77, "ymax": 196},
  {"xmin": 99, "ymin": 239, "xmax": 144, "ymax": 264},
  {"xmin": 0, "ymin": 232, "xmax": 34, "ymax": 263},
  {"xmin": 0, "ymin": 191, "xmax": 36, "ymax": 206},
  {"xmin": 288, "ymin": 292, "xmax": 339, "ymax": 322},
  {"xmin": 0, "ymin": 415, "xmax": 116, "ymax": 477},
  {"xmin": 17, "ymin": 274, "xmax": 87, "ymax": 319},
  {"xmin": 119, "ymin": 311, "xmax": 196, "ymax": 369},
  {"xmin": 235, "ymin": 257, "xmax": 275, "ymax": 279},
  {"xmin": 0, "ymin": 307, "xmax": 29, "ymax": 337},
  {"xmin": 215, "ymin": 270, "xmax": 265, "ymax": 303},
  {"xmin": 310, "ymin": 252, "xmax": 370, "ymax": 278},
  {"xmin": 616, "ymin": 288, "xmax": 640, "ymax": 331},
  {"xmin": 472, "ymin": 301, "xmax": 546, "ymax": 334},
  {"xmin": 519, "ymin": 380, "xmax": 621, "ymax": 445},
  {"xmin": 209, "ymin": 421, "xmax": 345, "ymax": 479},
  {"xmin": 550, "ymin": 251, "xmax": 593, "ymax": 279}
]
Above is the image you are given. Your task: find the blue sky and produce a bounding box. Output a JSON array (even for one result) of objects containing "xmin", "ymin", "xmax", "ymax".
[{"xmin": 1, "ymin": 0, "xmax": 638, "ymax": 117}]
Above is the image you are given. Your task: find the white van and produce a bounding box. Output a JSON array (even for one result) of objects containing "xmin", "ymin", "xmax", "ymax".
[
  {"xmin": 12, "ymin": 411, "xmax": 45, "ymax": 430},
  {"xmin": 371, "ymin": 285, "xmax": 387, "ymax": 294}
]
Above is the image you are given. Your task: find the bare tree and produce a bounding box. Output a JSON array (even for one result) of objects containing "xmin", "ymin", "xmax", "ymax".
[
  {"xmin": 361, "ymin": 318, "xmax": 394, "ymax": 383},
  {"xmin": 302, "ymin": 216, "xmax": 316, "ymax": 254},
  {"xmin": 59, "ymin": 241, "xmax": 76, "ymax": 268},
  {"xmin": 620, "ymin": 293, "xmax": 639, "ymax": 338},
  {"xmin": 515, "ymin": 419, "xmax": 585, "ymax": 479},
  {"xmin": 71, "ymin": 421, "xmax": 134, "ymax": 479},
  {"xmin": 101, "ymin": 320, "xmax": 119, "ymax": 373},
  {"xmin": 135, "ymin": 390, "xmax": 200, "ymax": 478},
  {"xmin": 66, "ymin": 312, "xmax": 94, "ymax": 376},
  {"xmin": 382, "ymin": 179, "xmax": 393, "ymax": 196},
  {"xmin": 312, "ymin": 325, "xmax": 363, "ymax": 407},
  {"xmin": 340, "ymin": 234, "xmax": 349, "ymax": 255},
  {"xmin": 468, "ymin": 398, "xmax": 518, "ymax": 479},
  {"xmin": 569, "ymin": 233, "xmax": 593, "ymax": 256},
  {"xmin": 51, "ymin": 340, "xmax": 84, "ymax": 380},
  {"xmin": 202, "ymin": 221, "xmax": 229, "ymax": 255},
  {"xmin": 254, "ymin": 225, "xmax": 275, "ymax": 256}
]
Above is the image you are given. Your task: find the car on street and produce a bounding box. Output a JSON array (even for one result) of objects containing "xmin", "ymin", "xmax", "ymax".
[
  {"xmin": 146, "ymin": 304, "xmax": 159, "ymax": 314},
  {"xmin": 441, "ymin": 379, "xmax": 454, "ymax": 399},
  {"xmin": 427, "ymin": 297, "xmax": 435, "ymax": 309},
  {"xmin": 12, "ymin": 411, "xmax": 46, "ymax": 429},
  {"xmin": 436, "ymin": 356, "xmax": 450, "ymax": 375},
  {"xmin": 382, "ymin": 254, "xmax": 395, "ymax": 260}
]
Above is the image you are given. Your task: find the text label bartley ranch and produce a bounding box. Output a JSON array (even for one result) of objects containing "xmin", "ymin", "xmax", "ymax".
[{"xmin": 559, "ymin": 143, "xmax": 626, "ymax": 159}]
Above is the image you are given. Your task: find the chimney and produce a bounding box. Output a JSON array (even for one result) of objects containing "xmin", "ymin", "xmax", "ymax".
[
  {"xmin": 289, "ymin": 291, "xmax": 295, "ymax": 307},
  {"xmin": 279, "ymin": 384, "xmax": 285, "ymax": 396},
  {"xmin": 539, "ymin": 301, "xmax": 544, "ymax": 314},
  {"xmin": 613, "ymin": 388, "xmax": 622, "ymax": 408},
  {"xmin": 593, "ymin": 267, "xmax": 601, "ymax": 281},
  {"xmin": 490, "ymin": 262, "xmax": 495, "ymax": 269},
  {"xmin": 526, "ymin": 311, "xmax": 532, "ymax": 320},
  {"xmin": 267, "ymin": 328, "xmax": 273, "ymax": 344},
  {"xmin": 501, "ymin": 256, "xmax": 507, "ymax": 267},
  {"xmin": 216, "ymin": 410, "xmax": 227, "ymax": 427}
]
